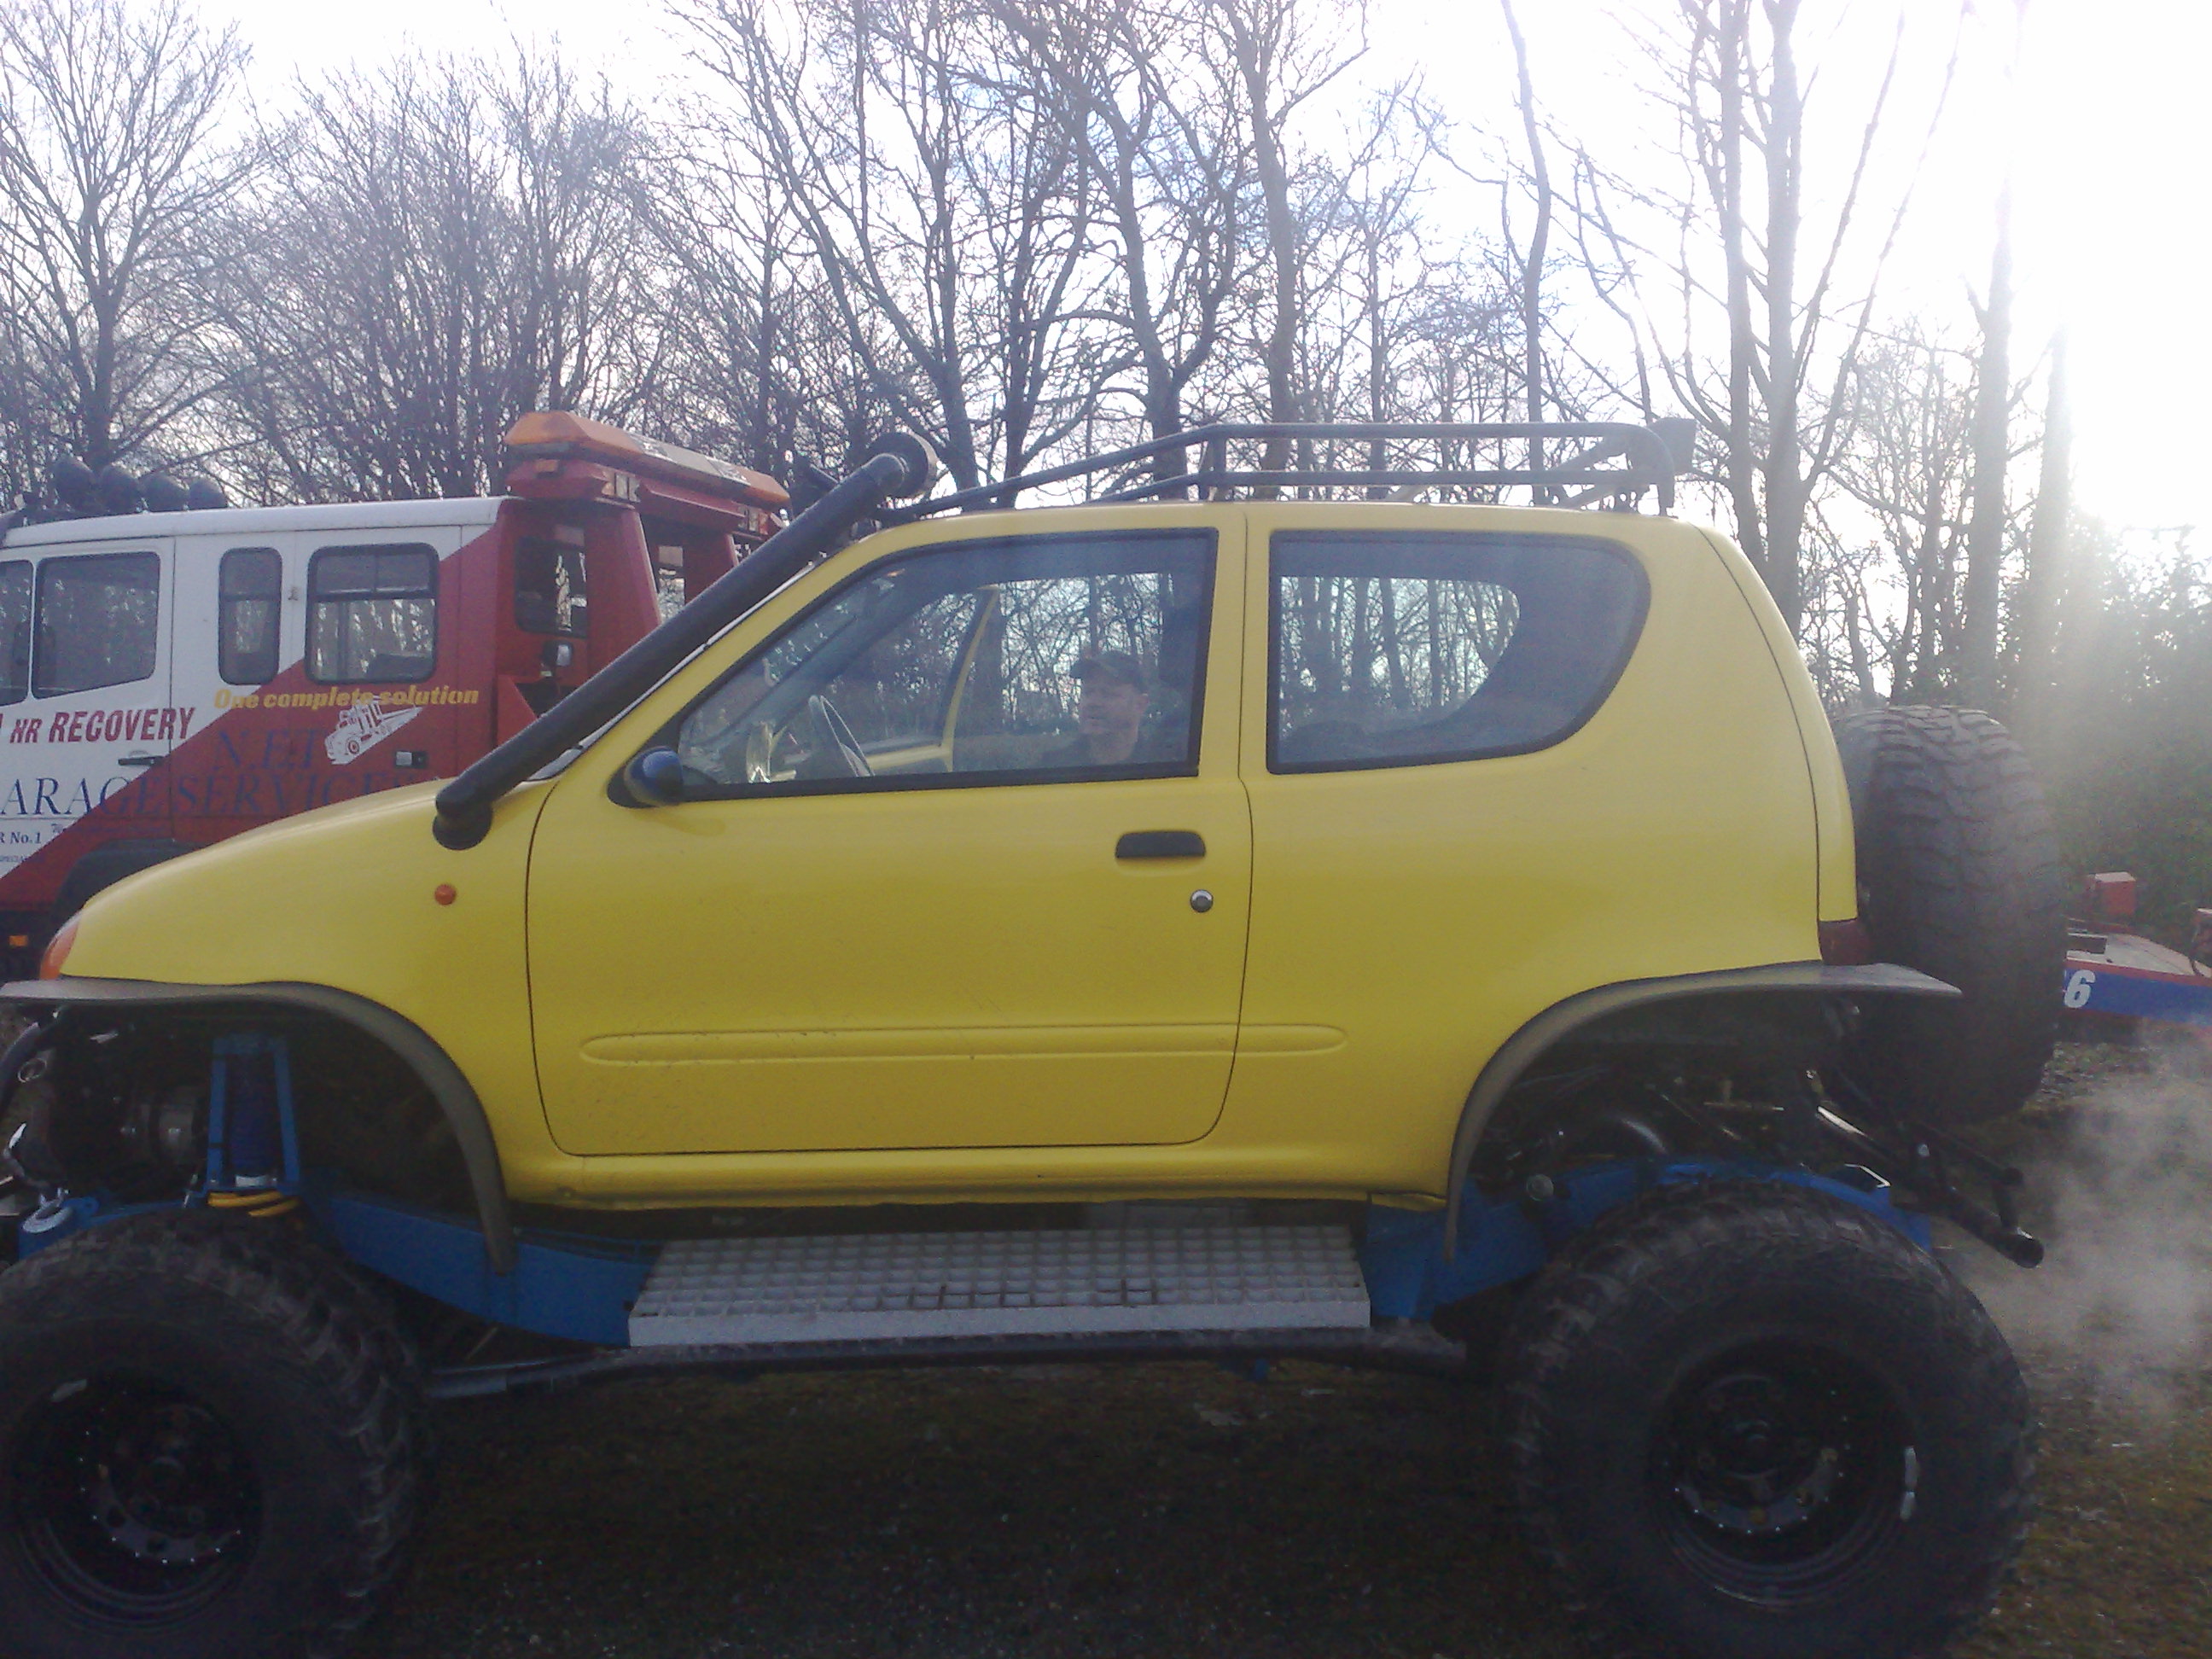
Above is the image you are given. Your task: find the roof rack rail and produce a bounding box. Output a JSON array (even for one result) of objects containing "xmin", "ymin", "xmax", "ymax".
[{"xmin": 887, "ymin": 419, "xmax": 1697, "ymax": 520}]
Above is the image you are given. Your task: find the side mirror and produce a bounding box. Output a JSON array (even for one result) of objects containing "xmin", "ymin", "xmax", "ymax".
[{"xmin": 620, "ymin": 746, "xmax": 687, "ymax": 806}]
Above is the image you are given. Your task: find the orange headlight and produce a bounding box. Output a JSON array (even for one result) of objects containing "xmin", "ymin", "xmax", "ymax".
[{"xmin": 38, "ymin": 914, "xmax": 79, "ymax": 980}]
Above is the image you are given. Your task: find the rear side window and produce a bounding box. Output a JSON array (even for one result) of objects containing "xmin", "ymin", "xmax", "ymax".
[
  {"xmin": 0, "ymin": 562, "xmax": 28, "ymax": 706},
  {"xmin": 1269, "ymin": 532, "xmax": 1646, "ymax": 772},
  {"xmin": 219, "ymin": 548, "xmax": 283, "ymax": 684},
  {"xmin": 307, "ymin": 544, "xmax": 437, "ymax": 683},
  {"xmin": 35, "ymin": 550, "xmax": 160, "ymax": 698}
]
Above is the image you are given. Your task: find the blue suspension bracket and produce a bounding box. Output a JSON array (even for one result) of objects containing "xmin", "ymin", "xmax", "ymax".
[
  {"xmin": 203, "ymin": 1033, "xmax": 302, "ymax": 1193},
  {"xmin": 16, "ymin": 1032, "xmax": 307, "ymax": 1258},
  {"xmin": 1360, "ymin": 1158, "xmax": 1930, "ymax": 1322}
]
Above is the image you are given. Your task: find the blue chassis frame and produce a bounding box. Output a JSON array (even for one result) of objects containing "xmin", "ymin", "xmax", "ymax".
[{"xmin": 15, "ymin": 1033, "xmax": 1929, "ymax": 1347}]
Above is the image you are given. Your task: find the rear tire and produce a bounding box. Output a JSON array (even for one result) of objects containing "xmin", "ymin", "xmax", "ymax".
[
  {"xmin": 1498, "ymin": 1179, "xmax": 2034, "ymax": 1659},
  {"xmin": 0, "ymin": 1211, "xmax": 426, "ymax": 1658},
  {"xmin": 1833, "ymin": 705, "xmax": 2064, "ymax": 1124}
]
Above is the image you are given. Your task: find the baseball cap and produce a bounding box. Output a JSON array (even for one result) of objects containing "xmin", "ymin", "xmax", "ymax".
[{"xmin": 1070, "ymin": 649, "xmax": 1149, "ymax": 690}]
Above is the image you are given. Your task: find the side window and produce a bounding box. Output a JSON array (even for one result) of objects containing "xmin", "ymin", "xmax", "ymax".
[
  {"xmin": 219, "ymin": 548, "xmax": 283, "ymax": 684},
  {"xmin": 35, "ymin": 550, "xmax": 160, "ymax": 698},
  {"xmin": 0, "ymin": 562, "xmax": 28, "ymax": 706},
  {"xmin": 307, "ymin": 544, "xmax": 437, "ymax": 684},
  {"xmin": 674, "ymin": 531, "xmax": 1214, "ymax": 795},
  {"xmin": 515, "ymin": 536, "xmax": 588, "ymax": 636},
  {"xmin": 1270, "ymin": 532, "xmax": 1646, "ymax": 772}
]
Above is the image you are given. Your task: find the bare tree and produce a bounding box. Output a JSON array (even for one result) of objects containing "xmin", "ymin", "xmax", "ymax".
[
  {"xmin": 634, "ymin": 128, "xmax": 871, "ymax": 477},
  {"xmin": 1959, "ymin": 0, "xmax": 2040, "ymax": 711},
  {"xmin": 988, "ymin": 0, "xmax": 1250, "ymax": 484},
  {"xmin": 1206, "ymin": 0, "xmax": 1367, "ymax": 475},
  {"xmin": 1499, "ymin": 0, "xmax": 1551, "ymax": 432},
  {"xmin": 686, "ymin": 0, "xmax": 1114, "ymax": 498},
  {"xmin": 0, "ymin": 0, "xmax": 253, "ymax": 493},
  {"xmin": 1573, "ymin": 0, "xmax": 1960, "ymax": 636},
  {"xmin": 1822, "ymin": 326, "xmax": 1976, "ymax": 701},
  {"xmin": 1804, "ymin": 314, "xmax": 2046, "ymax": 712},
  {"xmin": 2011, "ymin": 329, "xmax": 2071, "ymax": 739},
  {"xmin": 1959, "ymin": 183, "xmax": 2012, "ymax": 707},
  {"xmin": 216, "ymin": 48, "xmax": 660, "ymax": 501},
  {"xmin": 1279, "ymin": 95, "xmax": 1499, "ymax": 446}
]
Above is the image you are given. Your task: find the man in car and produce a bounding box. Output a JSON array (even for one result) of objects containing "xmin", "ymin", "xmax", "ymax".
[{"xmin": 1045, "ymin": 649, "xmax": 1154, "ymax": 767}]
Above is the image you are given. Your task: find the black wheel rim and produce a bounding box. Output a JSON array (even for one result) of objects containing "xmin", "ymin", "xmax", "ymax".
[
  {"xmin": 1651, "ymin": 1339, "xmax": 1912, "ymax": 1605},
  {"xmin": 13, "ymin": 1373, "xmax": 261, "ymax": 1624}
]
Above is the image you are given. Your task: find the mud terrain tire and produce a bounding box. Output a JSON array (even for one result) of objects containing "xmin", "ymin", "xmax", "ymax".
[
  {"xmin": 1498, "ymin": 1179, "xmax": 2034, "ymax": 1659},
  {"xmin": 0, "ymin": 1210, "xmax": 427, "ymax": 1659},
  {"xmin": 1832, "ymin": 704, "xmax": 2064, "ymax": 1124}
]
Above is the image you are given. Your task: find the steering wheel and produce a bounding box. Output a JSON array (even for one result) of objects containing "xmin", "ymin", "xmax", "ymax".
[
  {"xmin": 742, "ymin": 720, "xmax": 777, "ymax": 784},
  {"xmin": 800, "ymin": 695, "xmax": 873, "ymax": 779}
]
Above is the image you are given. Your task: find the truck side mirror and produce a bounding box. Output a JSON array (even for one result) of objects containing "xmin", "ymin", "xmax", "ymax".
[{"xmin": 619, "ymin": 747, "xmax": 687, "ymax": 807}]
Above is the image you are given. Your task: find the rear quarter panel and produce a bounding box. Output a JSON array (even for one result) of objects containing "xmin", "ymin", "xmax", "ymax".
[
  {"xmin": 1222, "ymin": 505, "xmax": 1823, "ymax": 1202},
  {"xmin": 1697, "ymin": 527, "xmax": 1857, "ymax": 922}
]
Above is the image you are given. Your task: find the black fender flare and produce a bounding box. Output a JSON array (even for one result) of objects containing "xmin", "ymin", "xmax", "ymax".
[
  {"xmin": 1442, "ymin": 960, "xmax": 1959, "ymax": 1254},
  {"xmin": 0, "ymin": 975, "xmax": 516, "ymax": 1274}
]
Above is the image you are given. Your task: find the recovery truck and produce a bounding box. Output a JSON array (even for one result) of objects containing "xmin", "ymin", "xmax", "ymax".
[{"xmin": 0, "ymin": 415, "xmax": 787, "ymax": 974}]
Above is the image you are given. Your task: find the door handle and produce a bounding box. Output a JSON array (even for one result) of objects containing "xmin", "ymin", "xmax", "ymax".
[
  {"xmin": 116, "ymin": 754, "xmax": 162, "ymax": 768},
  {"xmin": 1116, "ymin": 830, "xmax": 1205, "ymax": 860}
]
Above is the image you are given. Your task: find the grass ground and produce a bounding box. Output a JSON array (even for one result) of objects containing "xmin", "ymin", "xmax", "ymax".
[{"xmin": 359, "ymin": 1037, "xmax": 2212, "ymax": 1658}]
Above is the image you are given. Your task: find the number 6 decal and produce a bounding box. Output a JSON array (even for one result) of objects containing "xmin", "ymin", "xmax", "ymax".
[{"xmin": 2063, "ymin": 969, "xmax": 2096, "ymax": 1009}]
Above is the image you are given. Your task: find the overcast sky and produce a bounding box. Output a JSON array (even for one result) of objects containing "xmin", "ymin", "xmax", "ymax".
[{"xmin": 196, "ymin": 0, "xmax": 2209, "ymax": 548}]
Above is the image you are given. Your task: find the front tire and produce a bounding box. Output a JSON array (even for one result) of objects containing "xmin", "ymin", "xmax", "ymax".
[
  {"xmin": 0, "ymin": 1212, "xmax": 426, "ymax": 1659},
  {"xmin": 1498, "ymin": 1180, "xmax": 2033, "ymax": 1659}
]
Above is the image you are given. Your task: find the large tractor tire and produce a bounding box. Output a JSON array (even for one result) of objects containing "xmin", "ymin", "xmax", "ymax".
[
  {"xmin": 0, "ymin": 1211, "xmax": 427, "ymax": 1659},
  {"xmin": 1832, "ymin": 705, "xmax": 2064, "ymax": 1125},
  {"xmin": 1498, "ymin": 1179, "xmax": 2034, "ymax": 1659}
]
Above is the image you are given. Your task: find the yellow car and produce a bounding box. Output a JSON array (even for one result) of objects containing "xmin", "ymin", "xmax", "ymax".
[{"xmin": 0, "ymin": 424, "xmax": 2059, "ymax": 1659}]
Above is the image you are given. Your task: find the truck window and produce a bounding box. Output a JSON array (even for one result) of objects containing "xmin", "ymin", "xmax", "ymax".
[
  {"xmin": 1268, "ymin": 531, "xmax": 1646, "ymax": 772},
  {"xmin": 0, "ymin": 562, "xmax": 28, "ymax": 705},
  {"xmin": 307, "ymin": 544, "xmax": 437, "ymax": 683},
  {"xmin": 34, "ymin": 550, "xmax": 160, "ymax": 698},
  {"xmin": 515, "ymin": 537, "xmax": 587, "ymax": 636},
  {"xmin": 219, "ymin": 548, "xmax": 283, "ymax": 684}
]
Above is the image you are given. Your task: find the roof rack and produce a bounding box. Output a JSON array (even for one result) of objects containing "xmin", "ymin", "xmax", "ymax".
[{"xmin": 886, "ymin": 419, "xmax": 1697, "ymax": 521}]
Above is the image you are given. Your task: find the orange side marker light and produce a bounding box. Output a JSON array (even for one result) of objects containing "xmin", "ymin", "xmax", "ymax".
[{"xmin": 38, "ymin": 915, "xmax": 79, "ymax": 979}]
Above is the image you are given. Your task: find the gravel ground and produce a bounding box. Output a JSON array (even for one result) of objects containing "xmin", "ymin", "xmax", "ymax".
[{"xmin": 358, "ymin": 1038, "xmax": 2212, "ymax": 1659}]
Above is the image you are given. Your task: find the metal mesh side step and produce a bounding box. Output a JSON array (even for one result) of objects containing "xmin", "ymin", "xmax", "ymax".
[{"xmin": 627, "ymin": 1225, "xmax": 1371, "ymax": 1347}]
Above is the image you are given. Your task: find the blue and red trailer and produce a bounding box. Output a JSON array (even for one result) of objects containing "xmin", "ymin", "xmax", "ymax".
[{"xmin": 2061, "ymin": 870, "xmax": 2212, "ymax": 1056}]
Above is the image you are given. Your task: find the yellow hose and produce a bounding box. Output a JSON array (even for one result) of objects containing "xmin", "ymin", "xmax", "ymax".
[{"xmin": 206, "ymin": 1190, "xmax": 299, "ymax": 1217}]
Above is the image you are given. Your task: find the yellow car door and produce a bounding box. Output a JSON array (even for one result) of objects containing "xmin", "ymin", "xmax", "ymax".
[{"xmin": 526, "ymin": 512, "xmax": 1252, "ymax": 1157}]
